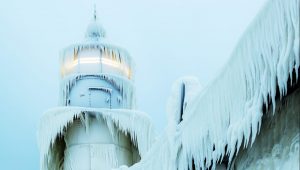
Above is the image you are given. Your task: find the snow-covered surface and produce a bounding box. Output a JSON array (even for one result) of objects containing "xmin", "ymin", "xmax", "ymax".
[
  {"xmin": 116, "ymin": 0, "xmax": 300, "ymax": 169},
  {"xmin": 37, "ymin": 107, "xmax": 155, "ymax": 170}
]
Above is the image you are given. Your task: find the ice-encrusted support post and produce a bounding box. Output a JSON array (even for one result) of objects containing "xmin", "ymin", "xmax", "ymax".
[
  {"xmin": 179, "ymin": 83, "xmax": 186, "ymax": 123},
  {"xmin": 93, "ymin": 3, "xmax": 97, "ymax": 21}
]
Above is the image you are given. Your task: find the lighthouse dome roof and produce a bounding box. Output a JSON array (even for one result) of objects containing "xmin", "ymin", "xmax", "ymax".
[{"xmin": 85, "ymin": 19, "xmax": 106, "ymax": 41}]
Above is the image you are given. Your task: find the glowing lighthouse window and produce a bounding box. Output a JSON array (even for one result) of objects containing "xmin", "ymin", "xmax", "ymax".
[{"xmin": 63, "ymin": 56, "xmax": 131, "ymax": 78}]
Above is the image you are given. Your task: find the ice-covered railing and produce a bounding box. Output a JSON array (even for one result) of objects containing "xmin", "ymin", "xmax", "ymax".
[
  {"xmin": 116, "ymin": 0, "xmax": 300, "ymax": 169},
  {"xmin": 37, "ymin": 107, "xmax": 155, "ymax": 170},
  {"xmin": 59, "ymin": 73, "xmax": 136, "ymax": 108},
  {"xmin": 179, "ymin": 0, "xmax": 299, "ymax": 169}
]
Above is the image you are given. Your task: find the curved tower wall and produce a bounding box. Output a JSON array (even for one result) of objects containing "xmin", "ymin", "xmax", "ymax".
[
  {"xmin": 68, "ymin": 78, "xmax": 120, "ymax": 108},
  {"xmin": 63, "ymin": 117, "xmax": 137, "ymax": 170},
  {"xmin": 60, "ymin": 44, "xmax": 134, "ymax": 109},
  {"xmin": 60, "ymin": 19, "xmax": 138, "ymax": 170}
]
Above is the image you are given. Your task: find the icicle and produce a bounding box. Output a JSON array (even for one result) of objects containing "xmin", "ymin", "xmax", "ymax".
[
  {"xmin": 59, "ymin": 73, "xmax": 136, "ymax": 108},
  {"xmin": 111, "ymin": 0, "xmax": 299, "ymax": 169},
  {"xmin": 37, "ymin": 107, "xmax": 155, "ymax": 170}
]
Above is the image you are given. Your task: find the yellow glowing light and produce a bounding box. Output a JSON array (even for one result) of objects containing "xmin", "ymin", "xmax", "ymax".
[
  {"xmin": 78, "ymin": 57, "xmax": 100, "ymax": 64},
  {"xmin": 64, "ymin": 57, "xmax": 131, "ymax": 78}
]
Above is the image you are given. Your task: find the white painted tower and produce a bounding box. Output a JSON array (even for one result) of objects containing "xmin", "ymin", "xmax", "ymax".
[{"xmin": 38, "ymin": 8, "xmax": 154, "ymax": 170}]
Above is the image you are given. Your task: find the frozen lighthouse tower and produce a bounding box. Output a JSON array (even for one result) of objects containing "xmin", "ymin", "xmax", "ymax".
[{"xmin": 38, "ymin": 8, "xmax": 154, "ymax": 170}]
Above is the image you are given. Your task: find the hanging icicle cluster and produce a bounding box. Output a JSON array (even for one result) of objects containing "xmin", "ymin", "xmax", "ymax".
[
  {"xmin": 115, "ymin": 0, "xmax": 300, "ymax": 169},
  {"xmin": 60, "ymin": 42, "xmax": 134, "ymax": 79},
  {"xmin": 37, "ymin": 107, "xmax": 155, "ymax": 170},
  {"xmin": 59, "ymin": 73, "xmax": 136, "ymax": 108}
]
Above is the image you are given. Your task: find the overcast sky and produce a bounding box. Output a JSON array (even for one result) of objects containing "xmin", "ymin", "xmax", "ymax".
[{"xmin": 0, "ymin": 0, "xmax": 267, "ymax": 169}]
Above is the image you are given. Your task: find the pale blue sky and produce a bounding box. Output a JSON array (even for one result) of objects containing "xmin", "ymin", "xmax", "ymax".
[{"xmin": 0, "ymin": 0, "xmax": 266, "ymax": 169}]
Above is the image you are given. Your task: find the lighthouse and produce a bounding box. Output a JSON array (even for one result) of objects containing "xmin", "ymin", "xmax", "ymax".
[{"xmin": 38, "ymin": 8, "xmax": 154, "ymax": 170}]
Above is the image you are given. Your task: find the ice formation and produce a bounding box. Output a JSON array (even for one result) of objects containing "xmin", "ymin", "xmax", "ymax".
[
  {"xmin": 38, "ymin": 6, "xmax": 151, "ymax": 170},
  {"xmin": 60, "ymin": 39, "xmax": 134, "ymax": 75},
  {"xmin": 115, "ymin": 0, "xmax": 300, "ymax": 169},
  {"xmin": 59, "ymin": 73, "xmax": 136, "ymax": 108},
  {"xmin": 37, "ymin": 107, "xmax": 155, "ymax": 169},
  {"xmin": 114, "ymin": 77, "xmax": 203, "ymax": 170},
  {"xmin": 166, "ymin": 76, "xmax": 203, "ymax": 126},
  {"xmin": 233, "ymin": 88, "xmax": 300, "ymax": 170}
]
